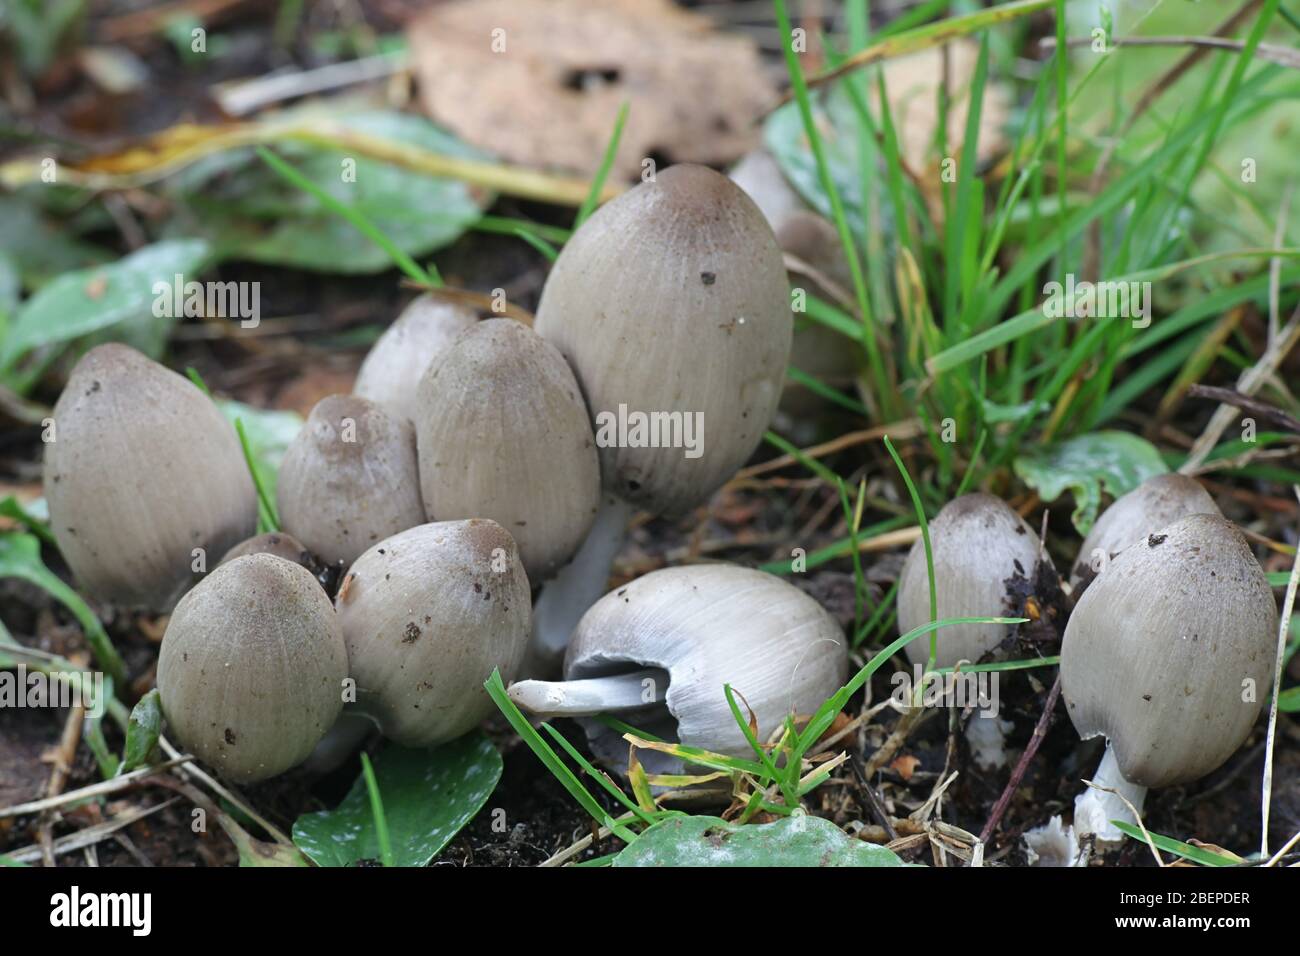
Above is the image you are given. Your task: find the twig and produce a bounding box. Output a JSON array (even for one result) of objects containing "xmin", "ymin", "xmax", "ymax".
[
  {"xmin": 733, "ymin": 420, "xmax": 923, "ymax": 480},
  {"xmin": 156, "ymin": 735, "xmax": 293, "ymax": 846},
  {"xmin": 1261, "ymin": 486, "xmax": 1300, "ymax": 857},
  {"xmin": 4, "ymin": 799, "xmax": 180, "ymax": 865},
  {"xmin": 38, "ymin": 702, "xmax": 86, "ymax": 866},
  {"xmin": 848, "ymin": 752, "xmax": 898, "ymax": 840},
  {"xmin": 978, "ymin": 672, "xmax": 1062, "ymax": 844},
  {"xmin": 0, "ymin": 757, "xmax": 191, "ymax": 819},
  {"xmin": 1186, "ymin": 385, "xmax": 1300, "ymax": 434},
  {"xmin": 1041, "ymin": 34, "xmax": 1300, "ymax": 70}
]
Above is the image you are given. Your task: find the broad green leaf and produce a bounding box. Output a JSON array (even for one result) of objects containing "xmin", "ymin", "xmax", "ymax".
[
  {"xmin": 0, "ymin": 238, "xmax": 211, "ymax": 373},
  {"xmin": 1013, "ymin": 430, "xmax": 1169, "ymax": 535},
  {"xmin": 291, "ymin": 734, "xmax": 502, "ymax": 867},
  {"xmin": 120, "ymin": 688, "xmax": 162, "ymax": 774},
  {"xmin": 765, "ymin": 93, "xmax": 868, "ymax": 239},
  {"xmin": 612, "ymin": 813, "xmax": 916, "ymax": 867}
]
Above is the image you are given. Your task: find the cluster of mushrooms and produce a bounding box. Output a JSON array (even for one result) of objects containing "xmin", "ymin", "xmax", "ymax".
[{"xmin": 40, "ymin": 156, "xmax": 1282, "ymax": 864}]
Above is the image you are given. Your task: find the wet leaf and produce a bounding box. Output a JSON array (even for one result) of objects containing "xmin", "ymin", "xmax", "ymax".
[{"xmin": 120, "ymin": 688, "xmax": 162, "ymax": 774}]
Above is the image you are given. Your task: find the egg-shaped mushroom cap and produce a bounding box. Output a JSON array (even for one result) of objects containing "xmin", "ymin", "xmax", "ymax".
[
  {"xmin": 896, "ymin": 493, "xmax": 1041, "ymax": 669},
  {"xmin": 43, "ymin": 343, "xmax": 257, "ymax": 611},
  {"xmin": 354, "ymin": 294, "xmax": 477, "ymax": 424},
  {"xmin": 1061, "ymin": 513, "xmax": 1277, "ymax": 788},
  {"xmin": 335, "ymin": 520, "xmax": 531, "ymax": 748},
  {"xmin": 1071, "ymin": 473, "xmax": 1220, "ymax": 588},
  {"xmin": 218, "ymin": 531, "xmax": 312, "ymax": 569},
  {"xmin": 534, "ymin": 163, "xmax": 792, "ymax": 517},
  {"xmin": 564, "ymin": 564, "xmax": 847, "ymax": 773},
  {"xmin": 157, "ymin": 553, "xmax": 348, "ymax": 783},
  {"xmin": 415, "ymin": 319, "xmax": 600, "ymax": 582},
  {"xmin": 277, "ymin": 394, "xmax": 426, "ymax": 568}
]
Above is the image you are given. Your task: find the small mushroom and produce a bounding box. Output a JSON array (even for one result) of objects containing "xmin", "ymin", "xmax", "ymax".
[
  {"xmin": 353, "ymin": 294, "xmax": 477, "ymax": 423},
  {"xmin": 157, "ymin": 554, "xmax": 349, "ymax": 782},
  {"xmin": 1070, "ymin": 473, "xmax": 1220, "ymax": 590},
  {"xmin": 530, "ymin": 163, "xmax": 792, "ymax": 666},
  {"xmin": 219, "ymin": 531, "xmax": 312, "ymax": 569},
  {"xmin": 277, "ymin": 394, "xmax": 425, "ymax": 568},
  {"xmin": 509, "ymin": 565, "xmax": 847, "ymax": 775},
  {"xmin": 335, "ymin": 520, "xmax": 531, "ymax": 748},
  {"xmin": 1061, "ymin": 513, "xmax": 1277, "ymax": 847},
  {"xmin": 43, "ymin": 344, "xmax": 257, "ymax": 610},
  {"xmin": 414, "ymin": 319, "xmax": 600, "ymax": 582}
]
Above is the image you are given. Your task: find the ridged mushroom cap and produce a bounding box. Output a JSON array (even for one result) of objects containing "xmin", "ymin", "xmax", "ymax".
[
  {"xmin": 897, "ymin": 493, "xmax": 1041, "ymax": 668},
  {"xmin": 353, "ymin": 294, "xmax": 477, "ymax": 423},
  {"xmin": 277, "ymin": 394, "xmax": 425, "ymax": 568},
  {"xmin": 1071, "ymin": 473, "xmax": 1220, "ymax": 588},
  {"xmin": 43, "ymin": 344, "xmax": 257, "ymax": 610},
  {"xmin": 534, "ymin": 163, "xmax": 792, "ymax": 516},
  {"xmin": 335, "ymin": 520, "xmax": 531, "ymax": 748},
  {"xmin": 219, "ymin": 531, "xmax": 311, "ymax": 569},
  {"xmin": 564, "ymin": 564, "xmax": 847, "ymax": 774},
  {"xmin": 157, "ymin": 553, "xmax": 348, "ymax": 782},
  {"xmin": 415, "ymin": 319, "xmax": 600, "ymax": 582},
  {"xmin": 1061, "ymin": 513, "xmax": 1277, "ymax": 788}
]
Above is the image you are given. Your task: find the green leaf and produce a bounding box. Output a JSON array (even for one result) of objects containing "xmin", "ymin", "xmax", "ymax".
[
  {"xmin": 291, "ymin": 734, "xmax": 502, "ymax": 867},
  {"xmin": 611, "ymin": 814, "xmax": 916, "ymax": 867},
  {"xmin": 0, "ymin": 238, "xmax": 211, "ymax": 376},
  {"xmin": 1013, "ymin": 430, "xmax": 1169, "ymax": 535},
  {"xmin": 217, "ymin": 400, "xmax": 302, "ymax": 500},
  {"xmin": 120, "ymin": 688, "xmax": 162, "ymax": 774},
  {"xmin": 1278, "ymin": 686, "xmax": 1300, "ymax": 712},
  {"xmin": 0, "ymin": 495, "xmax": 55, "ymax": 547},
  {"xmin": 1109, "ymin": 822, "xmax": 1240, "ymax": 867},
  {"xmin": 764, "ymin": 93, "xmax": 868, "ymax": 239}
]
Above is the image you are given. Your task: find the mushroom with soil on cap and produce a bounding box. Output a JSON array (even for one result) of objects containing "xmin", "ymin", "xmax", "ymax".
[
  {"xmin": 156, "ymin": 553, "xmax": 349, "ymax": 782},
  {"xmin": 1061, "ymin": 513, "xmax": 1277, "ymax": 850},
  {"xmin": 353, "ymin": 293, "xmax": 477, "ymax": 424},
  {"xmin": 335, "ymin": 519, "xmax": 531, "ymax": 748},
  {"xmin": 508, "ymin": 564, "xmax": 847, "ymax": 775},
  {"xmin": 43, "ymin": 343, "xmax": 258, "ymax": 611},
  {"xmin": 530, "ymin": 163, "xmax": 793, "ymax": 670},
  {"xmin": 895, "ymin": 492, "xmax": 1046, "ymax": 769},
  {"xmin": 414, "ymin": 318, "xmax": 600, "ymax": 583},
  {"xmin": 276, "ymin": 394, "xmax": 426, "ymax": 569}
]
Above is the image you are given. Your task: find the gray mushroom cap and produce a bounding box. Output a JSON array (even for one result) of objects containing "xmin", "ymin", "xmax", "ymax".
[
  {"xmin": 534, "ymin": 163, "xmax": 792, "ymax": 517},
  {"xmin": 43, "ymin": 343, "xmax": 257, "ymax": 611},
  {"xmin": 157, "ymin": 553, "xmax": 348, "ymax": 783},
  {"xmin": 335, "ymin": 520, "xmax": 531, "ymax": 748},
  {"xmin": 562, "ymin": 564, "xmax": 848, "ymax": 774},
  {"xmin": 353, "ymin": 294, "xmax": 477, "ymax": 423},
  {"xmin": 1060, "ymin": 513, "xmax": 1277, "ymax": 788},
  {"xmin": 1071, "ymin": 473, "xmax": 1220, "ymax": 588},
  {"xmin": 219, "ymin": 531, "xmax": 312, "ymax": 569},
  {"xmin": 277, "ymin": 394, "xmax": 426, "ymax": 568},
  {"xmin": 415, "ymin": 318, "xmax": 600, "ymax": 582},
  {"xmin": 896, "ymin": 493, "xmax": 1041, "ymax": 668}
]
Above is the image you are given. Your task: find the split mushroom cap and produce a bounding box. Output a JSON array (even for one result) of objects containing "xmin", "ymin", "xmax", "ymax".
[
  {"xmin": 415, "ymin": 318, "xmax": 600, "ymax": 582},
  {"xmin": 1070, "ymin": 473, "xmax": 1220, "ymax": 588},
  {"xmin": 277, "ymin": 394, "xmax": 425, "ymax": 568},
  {"xmin": 219, "ymin": 531, "xmax": 311, "ymax": 569},
  {"xmin": 534, "ymin": 162, "xmax": 792, "ymax": 517},
  {"xmin": 353, "ymin": 294, "xmax": 477, "ymax": 423},
  {"xmin": 1061, "ymin": 513, "xmax": 1277, "ymax": 788},
  {"xmin": 897, "ymin": 493, "xmax": 1041, "ymax": 669},
  {"xmin": 43, "ymin": 343, "xmax": 257, "ymax": 611},
  {"xmin": 511, "ymin": 564, "xmax": 848, "ymax": 775},
  {"xmin": 335, "ymin": 519, "xmax": 531, "ymax": 748},
  {"xmin": 157, "ymin": 553, "xmax": 348, "ymax": 783}
]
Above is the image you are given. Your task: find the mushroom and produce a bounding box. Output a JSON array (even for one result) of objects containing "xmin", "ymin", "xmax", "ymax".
[
  {"xmin": 509, "ymin": 564, "xmax": 847, "ymax": 775},
  {"xmin": 896, "ymin": 493, "xmax": 1044, "ymax": 769},
  {"xmin": 335, "ymin": 519, "xmax": 531, "ymax": 748},
  {"xmin": 1070, "ymin": 473, "xmax": 1220, "ymax": 591},
  {"xmin": 218, "ymin": 531, "xmax": 312, "ymax": 569},
  {"xmin": 1061, "ymin": 513, "xmax": 1277, "ymax": 848},
  {"xmin": 530, "ymin": 163, "xmax": 792, "ymax": 667},
  {"xmin": 353, "ymin": 293, "xmax": 477, "ymax": 423},
  {"xmin": 157, "ymin": 553, "xmax": 349, "ymax": 782},
  {"xmin": 276, "ymin": 394, "xmax": 425, "ymax": 568},
  {"xmin": 43, "ymin": 343, "xmax": 258, "ymax": 610},
  {"xmin": 414, "ymin": 318, "xmax": 600, "ymax": 582}
]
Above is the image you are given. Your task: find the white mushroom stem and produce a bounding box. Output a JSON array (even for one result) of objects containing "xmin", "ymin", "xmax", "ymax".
[
  {"xmin": 301, "ymin": 713, "xmax": 378, "ymax": 775},
  {"xmin": 1074, "ymin": 742, "xmax": 1148, "ymax": 847},
  {"xmin": 965, "ymin": 712, "xmax": 1011, "ymax": 771},
  {"xmin": 508, "ymin": 668, "xmax": 666, "ymax": 718},
  {"xmin": 527, "ymin": 495, "xmax": 635, "ymax": 674}
]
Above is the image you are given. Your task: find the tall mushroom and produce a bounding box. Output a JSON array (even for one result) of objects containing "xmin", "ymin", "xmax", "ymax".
[
  {"xmin": 509, "ymin": 564, "xmax": 847, "ymax": 775},
  {"xmin": 43, "ymin": 343, "xmax": 257, "ymax": 610},
  {"xmin": 1061, "ymin": 513, "xmax": 1277, "ymax": 847},
  {"xmin": 414, "ymin": 318, "xmax": 600, "ymax": 582},
  {"xmin": 530, "ymin": 163, "xmax": 792, "ymax": 667}
]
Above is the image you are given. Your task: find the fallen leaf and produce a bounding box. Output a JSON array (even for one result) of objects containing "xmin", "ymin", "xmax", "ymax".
[
  {"xmin": 890, "ymin": 754, "xmax": 921, "ymax": 782},
  {"xmin": 407, "ymin": 0, "xmax": 776, "ymax": 178}
]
